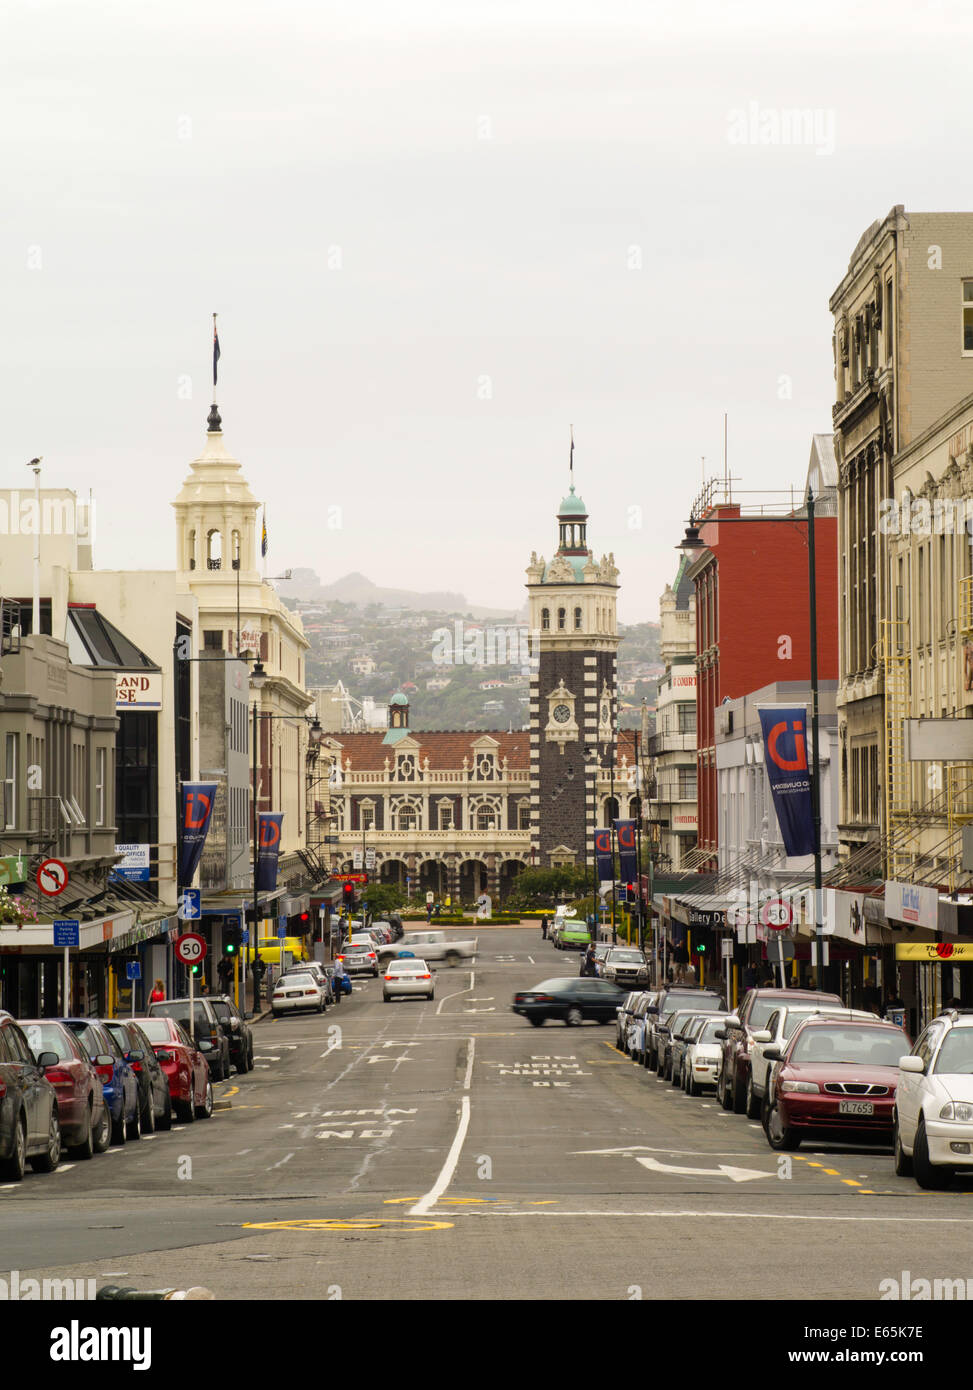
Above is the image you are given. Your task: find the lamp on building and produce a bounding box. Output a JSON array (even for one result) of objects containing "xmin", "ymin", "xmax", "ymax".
[
  {"xmin": 250, "ymin": 660, "xmax": 269, "ymax": 692},
  {"xmin": 676, "ymin": 517, "xmax": 706, "ymax": 554}
]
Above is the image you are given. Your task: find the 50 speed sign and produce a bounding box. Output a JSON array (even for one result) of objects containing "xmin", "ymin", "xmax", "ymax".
[
  {"xmin": 759, "ymin": 899, "xmax": 793, "ymax": 931},
  {"xmin": 174, "ymin": 933, "xmax": 207, "ymax": 966}
]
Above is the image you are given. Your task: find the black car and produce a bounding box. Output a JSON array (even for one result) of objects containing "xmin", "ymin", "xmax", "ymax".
[
  {"xmin": 513, "ymin": 978, "xmax": 626, "ymax": 1027},
  {"xmin": 0, "ymin": 1010, "xmax": 62, "ymax": 1180},
  {"xmin": 647, "ymin": 988, "xmax": 726, "ymax": 1072},
  {"xmin": 209, "ymin": 995, "xmax": 255, "ymax": 1074},
  {"xmin": 148, "ymin": 998, "xmax": 232, "ymax": 1081},
  {"xmin": 104, "ymin": 1020, "xmax": 172, "ymax": 1133}
]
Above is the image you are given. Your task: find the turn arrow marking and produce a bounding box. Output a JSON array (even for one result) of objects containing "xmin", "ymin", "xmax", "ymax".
[{"xmin": 636, "ymin": 1155, "xmax": 771, "ymax": 1184}]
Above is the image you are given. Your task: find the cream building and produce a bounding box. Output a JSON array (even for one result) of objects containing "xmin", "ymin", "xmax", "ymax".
[{"xmin": 647, "ymin": 557, "xmax": 698, "ymax": 872}]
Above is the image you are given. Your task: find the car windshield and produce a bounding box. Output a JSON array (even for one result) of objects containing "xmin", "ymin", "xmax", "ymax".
[
  {"xmin": 698, "ymin": 1019, "xmax": 725, "ymax": 1043},
  {"xmin": 389, "ymin": 961, "xmax": 425, "ymax": 973},
  {"xmin": 934, "ymin": 1031, "xmax": 973, "ymax": 1074},
  {"xmin": 22, "ymin": 1023, "xmax": 72, "ymax": 1060},
  {"xmin": 278, "ymin": 973, "xmax": 314, "ymax": 986},
  {"xmin": 532, "ymin": 979, "xmax": 571, "ymax": 993},
  {"xmin": 137, "ymin": 1019, "xmax": 175, "ymax": 1044},
  {"xmin": 610, "ymin": 951, "xmax": 644, "ymax": 964},
  {"xmin": 663, "ymin": 994, "xmax": 720, "ymax": 1019},
  {"xmin": 790, "ymin": 1026, "xmax": 905, "ymax": 1066}
]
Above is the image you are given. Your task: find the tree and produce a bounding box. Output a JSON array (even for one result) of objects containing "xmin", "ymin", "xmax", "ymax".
[
  {"xmin": 361, "ymin": 883, "xmax": 405, "ymax": 916},
  {"xmin": 506, "ymin": 866, "xmax": 589, "ymax": 910}
]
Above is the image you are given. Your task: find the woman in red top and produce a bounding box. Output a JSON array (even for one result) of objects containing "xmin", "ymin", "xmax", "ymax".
[{"xmin": 149, "ymin": 979, "xmax": 165, "ymax": 1003}]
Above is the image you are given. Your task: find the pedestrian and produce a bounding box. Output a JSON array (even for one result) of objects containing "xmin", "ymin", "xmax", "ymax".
[
  {"xmin": 581, "ymin": 943, "xmax": 597, "ymax": 977},
  {"xmin": 541, "ymin": 916, "xmax": 549, "ymax": 940},
  {"xmin": 217, "ymin": 955, "xmax": 232, "ymax": 994},
  {"xmin": 426, "ymin": 902, "xmax": 433, "ymax": 924},
  {"xmin": 252, "ymin": 955, "xmax": 266, "ymax": 1011},
  {"xmin": 149, "ymin": 978, "xmax": 165, "ymax": 1003},
  {"xmin": 331, "ymin": 958, "xmax": 346, "ymax": 1004}
]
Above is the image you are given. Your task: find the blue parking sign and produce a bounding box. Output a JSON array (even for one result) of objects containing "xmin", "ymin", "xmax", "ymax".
[
  {"xmin": 126, "ymin": 961, "xmax": 141, "ymax": 981},
  {"xmin": 278, "ymin": 917, "xmax": 287, "ymax": 940},
  {"xmin": 179, "ymin": 889, "xmax": 201, "ymax": 921}
]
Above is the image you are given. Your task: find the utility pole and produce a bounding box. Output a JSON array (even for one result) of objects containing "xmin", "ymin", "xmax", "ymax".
[{"xmin": 807, "ymin": 485, "xmax": 825, "ymax": 991}]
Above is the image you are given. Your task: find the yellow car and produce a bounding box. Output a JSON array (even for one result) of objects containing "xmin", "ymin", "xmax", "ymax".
[{"xmin": 245, "ymin": 935, "xmax": 311, "ymax": 967}]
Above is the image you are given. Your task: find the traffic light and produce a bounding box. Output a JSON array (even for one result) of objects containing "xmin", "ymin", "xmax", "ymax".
[
  {"xmin": 224, "ymin": 920, "xmax": 242, "ymax": 956},
  {"xmin": 342, "ymin": 883, "xmax": 355, "ymax": 911},
  {"xmin": 695, "ymin": 941, "xmax": 706, "ymax": 954}
]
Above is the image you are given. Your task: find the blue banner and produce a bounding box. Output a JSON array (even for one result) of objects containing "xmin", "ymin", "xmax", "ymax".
[
  {"xmin": 593, "ymin": 829, "xmax": 614, "ymax": 882},
  {"xmin": 256, "ymin": 813, "xmax": 284, "ymax": 892},
  {"xmin": 757, "ymin": 707, "xmax": 815, "ymax": 857},
  {"xmin": 613, "ymin": 819, "xmax": 638, "ymax": 884},
  {"xmin": 178, "ymin": 783, "xmax": 218, "ymax": 888}
]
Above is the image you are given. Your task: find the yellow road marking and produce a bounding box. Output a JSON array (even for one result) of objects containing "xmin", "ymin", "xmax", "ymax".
[
  {"xmin": 841, "ymin": 1179, "xmax": 862, "ymax": 1187},
  {"xmin": 243, "ymin": 1217, "xmax": 453, "ymax": 1232},
  {"xmin": 221, "ymin": 1086, "xmax": 239, "ymax": 1099}
]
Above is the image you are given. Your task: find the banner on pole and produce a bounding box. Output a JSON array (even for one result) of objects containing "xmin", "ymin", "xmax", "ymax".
[
  {"xmin": 756, "ymin": 707, "xmax": 815, "ymax": 857},
  {"xmin": 256, "ymin": 813, "xmax": 284, "ymax": 892},
  {"xmin": 178, "ymin": 782, "xmax": 218, "ymax": 887},
  {"xmin": 593, "ymin": 829, "xmax": 613, "ymax": 883},
  {"xmin": 613, "ymin": 819, "xmax": 638, "ymax": 884}
]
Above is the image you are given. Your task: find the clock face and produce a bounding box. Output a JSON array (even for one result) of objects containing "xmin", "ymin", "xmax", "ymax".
[{"xmin": 552, "ymin": 703, "xmax": 571, "ymax": 724}]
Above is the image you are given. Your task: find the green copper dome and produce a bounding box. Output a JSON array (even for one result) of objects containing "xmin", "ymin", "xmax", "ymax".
[
  {"xmin": 389, "ymin": 692, "xmax": 409, "ymax": 706},
  {"xmin": 557, "ymin": 486, "xmax": 588, "ymax": 517}
]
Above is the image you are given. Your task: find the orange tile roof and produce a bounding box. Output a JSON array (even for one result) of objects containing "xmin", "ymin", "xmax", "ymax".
[{"xmin": 333, "ymin": 730, "xmax": 530, "ymax": 771}]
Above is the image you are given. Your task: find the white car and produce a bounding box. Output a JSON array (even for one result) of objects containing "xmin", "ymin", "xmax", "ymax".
[
  {"xmin": 749, "ymin": 1006, "xmax": 879, "ymax": 1118},
  {"xmin": 383, "ymin": 958, "xmax": 435, "ymax": 1002},
  {"xmin": 894, "ymin": 1009, "xmax": 973, "ymax": 1189},
  {"xmin": 682, "ymin": 1014, "xmax": 732, "ymax": 1095},
  {"xmin": 271, "ymin": 970, "xmax": 326, "ymax": 1017}
]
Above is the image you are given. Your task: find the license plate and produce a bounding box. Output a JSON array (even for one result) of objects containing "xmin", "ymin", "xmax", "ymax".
[{"xmin": 838, "ymin": 1100, "xmax": 874, "ymax": 1116}]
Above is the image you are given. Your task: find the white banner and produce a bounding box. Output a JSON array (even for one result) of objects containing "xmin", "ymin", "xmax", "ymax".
[{"xmin": 884, "ymin": 880, "xmax": 939, "ymax": 931}]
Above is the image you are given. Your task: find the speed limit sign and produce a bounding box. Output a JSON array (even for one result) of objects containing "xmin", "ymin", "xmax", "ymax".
[
  {"xmin": 174, "ymin": 933, "xmax": 207, "ymax": 966},
  {"xmin": 759, "ymin": 899, "xmax": 793, "ymax": 931}
]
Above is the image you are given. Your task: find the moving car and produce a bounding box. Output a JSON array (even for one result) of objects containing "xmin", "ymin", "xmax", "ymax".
[
  {"xmin": 383, "ymin": 957, "xmax": 435, "ymax": 1002},
  {"xmin": 381, "ymin": 930, "xmax": 478, "ymax": 967},
  {"xmin": 271, "ymin": 970, "xmax": 327, "ymax": 1016},
  {"xmin": 512, "ymin": 978, "xmax": 626, "ymax": 1027},
  {"xmin": 551, "ymin": 914, "xmax": 591, "ymax": 952},
  {"xmin": 761, "ymin": 1015, "xmax": 908, "ymax": 1151},
  {"xmin": 135, "ymin": 1016, "xmax": 213, "ymax": 1122},
  {"xmin": 0, "ymin": 1011, "xmax": 63, "ymax": 1179},
  {"xmin": 61, "ymin": 1017, "xmax": 141, "ymax": 1145},
  {"xmin": 104, "ymin": 1019, "xmax": 172, "ymax": 1133},
  {"xmin": 894, "ymin": 1008, "xmax": 973, "ymax": 1190},
  {"xmin": 20, "ymin": 1018, "xmax": 111, "ymax": 1158},
  {"xmin": 718, "ymin": 987, "xmax": 843, "ymax": 1115}
]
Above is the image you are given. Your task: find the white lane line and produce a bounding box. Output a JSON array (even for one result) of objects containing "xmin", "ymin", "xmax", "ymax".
[
  {"xmin": 463, "ymin": 1037, "xmax": 475, "ymax": 1091},
  {"xmin": 410, "ymin": 1096, "xmax": 471, "ymax": 1217},
  {"xmin": 267, "ymin": 1152, "xmax": 295, "ymax": 1171},
  {"xmin": 467, "ymin": 1208, "xmax": 973, "ymax": 1226},
  {"xmin": 435, "ymin": 970, "xmax": 475, "ymax": 1017}
]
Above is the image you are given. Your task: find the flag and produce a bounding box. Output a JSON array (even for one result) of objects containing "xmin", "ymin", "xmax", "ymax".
[
  {"xmin": 213, "ymin": 318, "xmax": 220, "ymax": 390},
  {"xmin": 261, "ymin": 506, "xmax": 268, "ymax": 558}
]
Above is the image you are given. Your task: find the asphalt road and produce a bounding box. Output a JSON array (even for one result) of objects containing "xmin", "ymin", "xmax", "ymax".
[{"xmin": 5, "ymin": 927, "xmax": 973, "ymax": 1301}]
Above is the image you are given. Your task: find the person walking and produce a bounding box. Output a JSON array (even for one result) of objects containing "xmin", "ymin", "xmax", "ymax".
[
  {"xmin": 541, "ymin": 915, "xmax": 549, "ymax": 941},
  {"xmin": 331, "ymin": 957, "xmax": 346, "ymax": 1005},
  {"xmin": 251, "ymin": 955, "xmax": 266, "ymax": 1012},
  {"xmin": 149, "ymin": 978, "xmax": 165, "ymax": 1003}
]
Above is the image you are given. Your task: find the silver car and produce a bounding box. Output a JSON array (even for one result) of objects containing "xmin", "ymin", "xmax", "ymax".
[
  {"xmin": 271, "ymin": 970, "xmax": 327, "ymax": 1017},
  {"xmin": 383, "ymin": 958, "xmax": 435, "ymax": 1002}
]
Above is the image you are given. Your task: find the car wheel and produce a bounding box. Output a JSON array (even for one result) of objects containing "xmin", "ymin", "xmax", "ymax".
[
  {"xmin": 445, "ymin": 951, "xmax": 461, "ymax": 967},
  {"xmin": 140, "ymin": 1090, "xmax": 156, "ymax": 1136},
  {"xmin": 383, "ymin": 993, "xmax": 391, "ymax": 1002},
  {"xmin": 247, "ymin": 1044, "xmax": 255, "ymax": 1072},
  {"xmin": 92, "ymin": 1102, "xmax": 112, "ymax": 1154},
  {"xmin": 686, "ymin": 1070, "xmax": 697, "ymax": 1097},
  {"xmin": 732, "ymin": 1066, "xmax": 748, "ymax": 1114},
  {"xmin": 126, "ymin": 1097, "xmax": 142, "ymax": 1142},
  {"xmin": 719, "ymin": 1066, "xmax": 734, "ymax": 1110},
  {"xmin": 272, "ymin": 1011, "xmax": 281, "ymax": 1019},
  {"xmin": 196, "ymin": 1079, "xmax": 214, "ymax": 1120},
  {"xmin": 670, "ymin": 1059, "xmax": 682, "ymax": 1087},
  {"xmin": 764, "ymin": 1096, "xmax": 801, "ymax": 1151},
  {"xmin": 71, "ymin": 1100, "xmax": 95, "ymax": 1161},
  {"xmin": 0, "ymin": 1114, "xmax": 27, "ymax": 1181},
  {"xmin": 913, "ymin": 1118, "xmax": 951, "ymax": 1190},
  {"xmin": 893, "ymin": 1115, "xmax": 913, "ymax": 1177},
  {"xmin": 565, "ymin": 1006, "xmax": 583, "ymax": 1027},
  {"xmin": 745, "ymin": 1074, "xmax": 761, "ymax": 1120},
  {"xmin": 31, "ymin": 1109, "xmax": 62, "ymax": 1173},
  {"xmin": 110, "ymin": 1105, "xmax": 127, "ymax": 1146},
  {"xmin": 529, "ymin": 1017, "xmax": 545, "ymax": 1027},
  {"xmin": 177, "ymin": 1091, "xmax": 196, "ymax": 1124},
  {"xmin": 157, "ymin": 1090, "xmax": 173, "ymax": 1132}
]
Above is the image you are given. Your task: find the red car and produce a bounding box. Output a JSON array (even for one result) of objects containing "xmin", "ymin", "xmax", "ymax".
[
  {"xmin": 134, "ymin": 1016, "xmax": 213, "ymax": 1122},
  {"xmin": 762, "ymin": 1016, "xmax": 909, "ymax": 1151},
  {"xmin": 20, "ymin": 1019, "xmax": 111, "ymax": 1158}
]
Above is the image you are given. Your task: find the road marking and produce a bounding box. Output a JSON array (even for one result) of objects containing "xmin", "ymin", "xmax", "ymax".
[
  {"xmin": 268, "ymin": 1152, "xmax": 295, "ymax": 1170},
  {"xmin": 574, "ymin": 1145, "xmax": 793, "ymax": 1159},
  {"xmin": 410, "ymin": 1095, "xmax": 471, "ymax": 1217},
  {"xmin": 243, "ymin": 1217, "xmax": 453, "ymax": 1233},
  {"xmin": 464, "ymin": 1209, "xmax": 973, "ymax": 1225},
  {"xmin": 222, "ymin": 1086, "xmax": 239, "ymax": 1100},
  {"xmin": 463, "ymin": 1037, "xmax": 475, "ymax": 1090},
  {"xmin": 636, "ymin": 1155, "xmax": 772, "ymax": 1184},
  {"xmin": 436, "ymin": 971, "xmax": 475, "ymax": 1016},
  {"xmin": 237, "ymin": 1149, "xmax": 252, "ymax": 1156}
]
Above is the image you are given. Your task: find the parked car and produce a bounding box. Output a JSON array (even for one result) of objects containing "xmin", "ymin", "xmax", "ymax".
[
  {"xmin": 20, "ymin": 1019, "xmax": 111, "ymax": 1158},
  {"xmin": 647, "ymin": 988, "xmax": 726, "ymax": 1072},
  {"xmin": 61, "ymin": 1017, "xmax": 141, "ymax": 1145},
  {"xmin": 615, "ymin": 991, "xmax": 651, "ymax": 1052},
  {"xmin": 245, "ymin": 934, "xmax": 311, "ymax": 967},
  {"xmin": 135, "ymin": 1016, "xmax": 213, "ymax": 1122},
  {"xmin": 512, "ymin": 978, "xmax": 626, "ymax": 1026},
  {"xmin": 209, "ymin": 994, "xmax": 255, "ymax": 1073},
  {"xmin": 717, "ymin": 987, "xmax": 843, "ymax": 1115},
  {"xmin": 103, "ymin": 1019, "xmax": 172, "ymax": 1133},
  {"xmin": 271, "ymin": 970, "xmax": 327, "ymax": 1016},
  {"xmin": 749, "ymin": 1006, "xmax": 879, "ymax": 1118},
  {"xmin": 601, "ymin": 946, "xmax": 650, "ymax": 990},
  {"xmin": 669, "ymin": 1012, "xmax": 719, "ymax": 1087},
  {"xmin": 626, "ymin": 992, "xmax": 663, "ymax": 1063},
  {"xmin": 659, "ymin": 1010, "xmax": 709, "ymax": 1081},
  {"xmin": 383, "ymin": 957, "xmax": 435, "ymax": 1002},
  {"xmin": 323, "ymin": 964, "xmax": 352, "ymax": 997},
  {"xmin": 147, "ymin": 998, "xmax": 232, "ymax": 1081},
  {"xmin": 338, "ymin": 940, "xmax": 380, "ymax": 977},
  {"xmin": 682, "ymin": 1014, "xmax": 732, "ymax": 1095},
  {"xmin": 761, "ymin": 1015, "xmax": 908, "ymax": 1151},
  {"xmin": 0, "ymin": 1011, "xmax": 63, "ymax": 1179},
  {"xmin": 894, "ymin": 1008, "xmax": 973, "ymax": 1190},
  {"xmin": 279, "ymin": 963, "xmax": 334, "ymax": 1005}
]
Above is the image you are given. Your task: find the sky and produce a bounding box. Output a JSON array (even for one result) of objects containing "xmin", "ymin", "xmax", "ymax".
[{"xmin": 2, "ymin": 0, "xmax": 971, "ymax": 623}]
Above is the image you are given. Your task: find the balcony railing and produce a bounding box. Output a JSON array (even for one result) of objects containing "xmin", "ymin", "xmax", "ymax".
[{"xmin": 648, "ymin": 731, "xmax": 696, "ymax": 756}]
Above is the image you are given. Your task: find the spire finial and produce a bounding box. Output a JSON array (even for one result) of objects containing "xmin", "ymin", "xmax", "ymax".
[
  {"xmin": 569, "ymin": 423, "xmax": 574, "ymax": 491},
  {"xmin": 208, "ymin": 312, "xmax": 222, "ymax": 432}
]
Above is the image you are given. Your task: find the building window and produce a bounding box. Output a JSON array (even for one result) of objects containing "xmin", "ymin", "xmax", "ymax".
[
  {"xmin": 541, "ymin": 608, "xmax": 550, "ymax": 631},
  {"xmin": 360, "ymin": 803, "xmax": 375, "ymax": 831},
  {"xmin": 518, "ymin": 801, "xmax": 531, "ymax": 829},
  {"xmin": 574, "ymin": 606, "xmax": 582, "ymax": 630},
  {"xmin": 206, "ymin": 529, "xmax": 222, "ymax": 570},
  {"xmin": 678, "ymin": 769, "xmax": 697, "ymax": 800},
  {"xmin": 3, "ymin": 733, "xmax": 18, "ymax": 829},
  {"xmin": 95, "ymin": 747, "xmax": 106, "ymax": 827},
  {"xmin": 557, "ymin": 608, "xmax": 566, "ymax": 631},
  {"xmin": 398, "ymin": 806, "xmax": 417, "ymax": 831},
  {"xmin": 476, "ymin": 808, "xmax": 497, "ymax": 831},
  {"xmin": 964, "ymin": 282, "xmax": 973, "ymax": 354},
  {"xmin": 678, "ymin": 704, "xmax": 697, "ymax": 735},
  {"xmin": 438, "ymin": 803, "xmax": 454, "ymax": 831},
  {"xmin": 203, "ymin": 630, "xmax": 223, "ymax": 651}
]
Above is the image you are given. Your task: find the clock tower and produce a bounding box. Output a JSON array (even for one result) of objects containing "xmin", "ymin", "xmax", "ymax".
[{"xmin": 526, "ymin": 480, "xmax": 620, "ymax": 868}]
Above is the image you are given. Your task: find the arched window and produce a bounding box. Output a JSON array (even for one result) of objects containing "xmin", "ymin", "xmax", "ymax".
[
  {"xmin": 604, "ymin": 796, "xmax": 619, "ymax": 827},
  {"xmin": 188, "ymin": 529, "xmax": 196, "ymax": 571},
  {"xmin": 206, "ymin": 529, "xmax": 222, "ymax": 570},
  {"xmin": 557, "ymin": 607, "xmax": 566, "ymax": 631},
  {"xmin": 541, "ymin": 608, "xmax": 550, "ymax": 631},
  {"xmin": 574, "ymin": 606, "xmax": 582, "ymax": 630}
]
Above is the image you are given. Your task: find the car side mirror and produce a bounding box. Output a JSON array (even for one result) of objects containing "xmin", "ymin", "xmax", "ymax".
[
  {"xmin": 126, "ymin": 1049, "xmax": 144, "ymax": 1063},
  {"xmin": 725, "ymin": 1015, "xmax": 741, "ymax": 1028},
  {"xmin": 899, "ymin": 1055, "xmax": 925, "ymax": 1073},
  {"xmin": 199, "ymin": 1039, "xmax": 214, "ymax": 1053},
  {"xmin": 753, "ymin": 1031, "xmax": 772, "ymax": 1043},
  {"xmin": 94, "ymin": 1054, "xmax": 114, "ymax": 1067},
  {"xmin": 36, "ymin": 1051, "xmax": 59, "ymax": 1069},
  {"xmin": 714, "ymin": 1029, "xmax": 727, "ymax": 1040},
  {"xmin": 646, "ymin": 1006, "xmax": 659, "ymax": 1016},
  {"xmin": 763, "ymin": 1046, "xmax": 782, "ymax": 1062}
]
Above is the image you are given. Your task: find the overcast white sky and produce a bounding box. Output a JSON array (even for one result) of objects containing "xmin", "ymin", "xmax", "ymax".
[{"xmin": 2, "ymin": 0, "xmax": 970, "ymax": 622}]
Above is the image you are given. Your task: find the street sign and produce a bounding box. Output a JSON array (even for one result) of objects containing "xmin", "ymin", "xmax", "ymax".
[
  {"xmin": 53, "ymin": 919, "xmax": 80, "ymax": 948},
  {"xmin": 353, "ymin": 849, "xmax": 363, "ymax": 869},
  {"xmin": 721, "ymin": 938, "xmax": 734, "ymax": 959},
  {"xmin": 178, "ymin": 889, "xmax": 201, "ymax": 921},
  {"xmin": 364, "ymin": 848, "xmax": 376, "ymax": 870},
  {"xmin": 37, "ymin": 859, "xmax": 69, "ymax": 896},
  {"xmin": 174, "ymin": 933, "xmax": 206, "ymax": 966},
  {"xmin": 278, "ymin": 918, "xmax": 287, "ymax": 940},
  {"xmin": 426, "ymin": 892, "xmax": 434, "ymax": 905},
  {"xmin": 241, "ymin": 929, "xmax": 250, "ymax": 945},
  {"xmin": 760, "ymin": 898, "xmax": 793, "ymax": 931},
  {"xmin": 895, "ymin": 942, "xmax": 973, "ymax": 961},
  {"xmin": 126, "ymin": 961, "xmax": 141, "ymax": 981},
  {"xmin": 766, "ymin": 936, "xmax": 795, "ymax": 966}
]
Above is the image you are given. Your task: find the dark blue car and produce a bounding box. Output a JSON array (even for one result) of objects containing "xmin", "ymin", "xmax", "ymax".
[{"xmin": 60, "ymin": 1019, "xmax": 140, "ymax": 1145}]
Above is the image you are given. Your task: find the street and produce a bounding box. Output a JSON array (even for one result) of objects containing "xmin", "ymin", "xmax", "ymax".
[{"xmin": 4, "ymin": 928, "xmax": 972, "ymax": 1303}]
